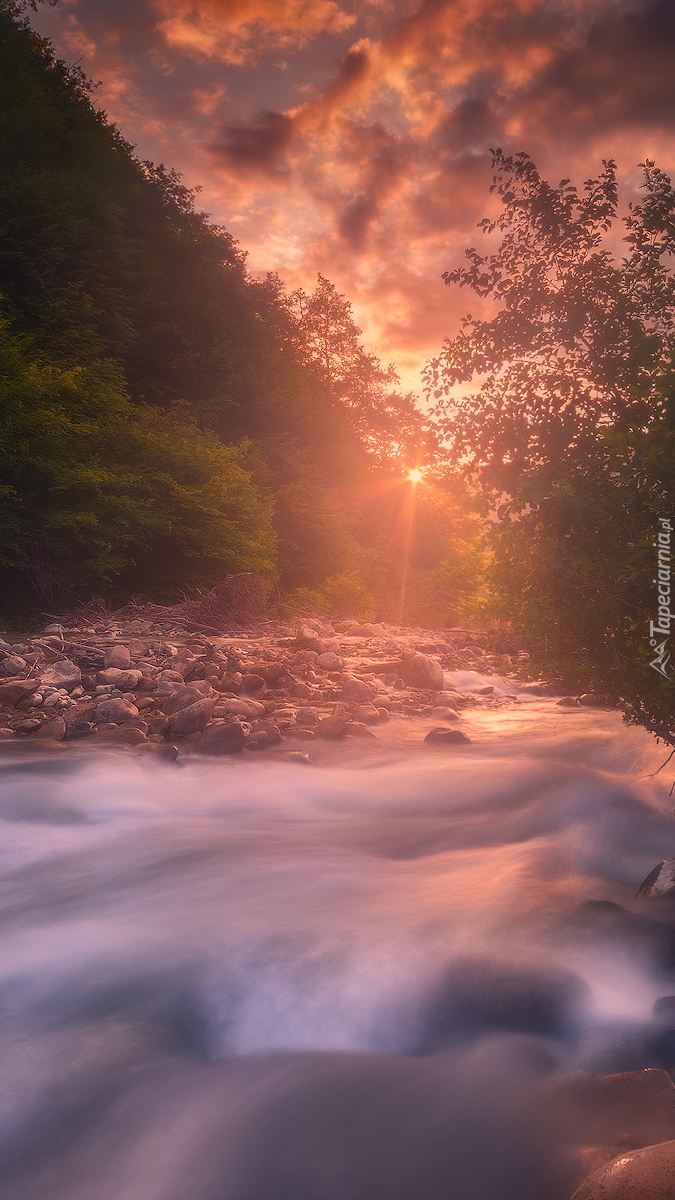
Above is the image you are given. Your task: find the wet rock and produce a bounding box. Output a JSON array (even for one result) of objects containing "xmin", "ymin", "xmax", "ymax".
[
  {"xmin": 0, "ymin": 680, "xmax": 38, "ymax": 706},
  {"xmin": 284, "ymin": 751, "xmax": 313, "ymax": 764},
  {"xmin": 296, "ymin": 625, "xmax": 324, "ymax": 653},
  {"xmin": 196, "ymin": 720, "xmax": 247, "ymax": 755},
  {"xmin": 162, "ymin": 684, "xmax": 214, "ymax": 715},
  {"xmin": 251, "ymin": 719, "xmax": 283, "ymax": 746},
  {"xmin": 286, "ymin": 727, "xmax": 316, "ymax": 740},
  {"xmin": 15, "ymin": 719, "xmax": 43, "ymax": 734},
  {"xmin": 401, "ymin": 652, "xmax": 444, "ymax": 691},
  {"xmin": 341, "ymin": 677, "xmax": 376, "ymax": 703},
  {"xmin": 111, "ymin": 725, "xmax": 148, "ymax": 745},
  {"xmin": 245, "ymin": 731, "xmax": 270, "ymax": 750},
  {"xmin": 316, "ymin": 652, "xmax": 343, "ymax": 670},
  {"xmin": 558, "ymin": 696, "xmax": 582, "ymax": 707},
  {"xmin": 424, "ymin": 727, "xmax": 471, "ymax": 746},
  {"xmin": 99, "ymin": 668, "xmax": 142, "ymax": 690},
  {"xmin": 0, "ymin": 655, "xmax": 26, "ymax": 676},
  {"xmin": 345, "ymin": 721, "xmax": 378, "ymax": 738},
  {"xmin": 518, "ymin": 682, "xmax": 544, "ymax": 696},
  {"xmin": 35, "ymin": 716, "xmax": 66, "ymax": 740},
  {"xmin": 429, "ymin": 706, "xmax": 460, "ymax": 721},
  {"xmin": 221, "ymin": 697, "xmax": 266, "ymax": 718},
  {"xmin": 104, "ymin": 644, "xmax": 131, "ymax": 669},
  {"xmin": 376, "ymin": 707, "xmax": 390, "ymax": 722},
  {"xmin": 157, "ymin": 669, "xmax": 184, "ymax": 683},
  {"xmin": 291, "ymin": 682, "xmax": 317, "ymax": 700},
  {"xmin": 65, "ymin": 721, "xmax": 96, "ymax": 740},
  {"xmin": 317, "ymin": 713, "xmax": 350, "ymax": 738},
  {"xmin": 637, "ymin": 859, "xmax": 675, "ymax": 899},
  {"xmin": 168, "ymin": 698, "xmax": 215, "ymax": 737},
  {"xmin": 578, "ymin": 692, "xmax": 607, "ymax": 707},
  {"xmin": 242, "ymin": 673, "xmax": 265, "ymax": 692},
  {"xmin": 571, "ymin": 1138, "xmax": 675, "ymax": 1199},
  {"xmin": 94, "ymin": 697, "xmax": 140, "ymax": 725},
  {"xmin": 296, "ymin": 708, "xmax": 319, "ymax": 728},
  {"xmin": 40, "ymin": 660, "xmax": 82, "ymax": 692},
  {"xmin": 352, "ymin": 704, "xmax": 380, "ymax": 725}
]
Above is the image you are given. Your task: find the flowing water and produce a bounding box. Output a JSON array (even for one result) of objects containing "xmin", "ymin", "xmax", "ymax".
[{"xmin": 1, "ymin": 694, "xmax": 675, "ymax": 1199}]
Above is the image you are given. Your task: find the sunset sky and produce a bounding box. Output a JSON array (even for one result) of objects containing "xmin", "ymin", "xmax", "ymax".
[{"xmin": 32, "ymin": 0, "xmax": 675, "ymax": 393}]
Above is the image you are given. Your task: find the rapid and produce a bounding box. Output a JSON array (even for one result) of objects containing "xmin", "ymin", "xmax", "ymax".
[{"xmin": 1, "ymin": 693, "xmax": 675, "ymax": 1199}]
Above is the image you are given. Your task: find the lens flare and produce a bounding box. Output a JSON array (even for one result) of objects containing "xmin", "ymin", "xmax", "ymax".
[{"xmin": 407, "ymin": 468, "xmax": 423, "ymax": 483}]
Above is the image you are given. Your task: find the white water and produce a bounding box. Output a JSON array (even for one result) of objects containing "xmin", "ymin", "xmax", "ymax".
[{"xmin": 0, "ymin": 703, "xmax": 674, "ymax": 1199}]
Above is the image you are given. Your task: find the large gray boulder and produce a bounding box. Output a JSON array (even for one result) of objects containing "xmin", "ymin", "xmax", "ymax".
[
  {"xmin": 94, "ymin": 697, "xmax": 139, "ymax": 724},
  {"xmin": 168, "ymin": 698, "xmax": 214, "ymax": 737},
  {"xmin": 401, "ymin": 652, "xmax": 444, "ymax": 691},
  {"xmin": 571, "ymin": 1138, "xmax": 675, "ymax": 1198},
  {"xmin": 40, "ymin": 659, "xmax": 82, "ymax": 692},
  {"xmin": 104, "ymin": 644, "xmax": 131, "ymax": 669}
]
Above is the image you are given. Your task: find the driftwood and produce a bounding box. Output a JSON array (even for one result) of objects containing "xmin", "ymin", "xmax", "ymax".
[{"xmin": 51, "ymin": 574, "xmax": 266, "ymax": 634}]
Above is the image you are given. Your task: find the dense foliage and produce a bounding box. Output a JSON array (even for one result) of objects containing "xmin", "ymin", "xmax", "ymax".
[
  {"xmin": 0, "ymin": 0, "xmax": 483, "ymax": 622},
  {"xmin": 427, "ymin": 150, "xmax": 675, "ymax": 730}
]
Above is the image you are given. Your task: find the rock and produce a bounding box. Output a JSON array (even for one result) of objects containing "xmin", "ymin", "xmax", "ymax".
[
  {"xmin": 297, "ymin": 625, "xmax": 325, "ymax": 653},
  {"xmin": 296, "ymin": 708, "xmax": 319, "ymax": 728},
  {"xmin": 99, "ymin": 668, "xmax": 142, "ymax": 689},
  {"xmin": 221, "ymin": 697, "xmax": 266, "ymax": 718},
  {"xmin": 249, "ymin": 662, "xmax": 287, "ymax": 683},
  {"xmin": 35, "ymin": 716, "xmax": 66, "ymax": 740},
  {"xmin": 196, "ymin": 720, "xmax": 247, "ymax": 755},
  {"xmin": 341, "ymin": 677, "xmax": 376, "ymax": 703},
  {"xmin": 162, "ymin": 684, "xmax": 214, "ymax": 715},
  {"xmin": 0, "ymin": 680, "xmax": 38, "ymax": 706},
  {"xmin": 284, "ymin": 751, "xmax": 313, "ymax": 764},
  {"xmin": 109, "ymin": 725, "xmax": 148, "ymax": 745},
  {"xmin": 168, "ymin": 698, "xmax": 215, "ymax": 737},
  {"xmin": 16, "ymin": 719, "xmax": 43, "ymax": 734},
  {"xmin": 376, "ymin": 707, "xmax": 390, "ymax": 723},
  {"xmin": 245, "ymin": 732, "xmax": 270, "ymax": 750},
  {"xmin": 242, "ymin": 673, "xmax": 265, "ymax": 692},
  {"xmin": 42, "ymin": 623, "xmax": 64, "ymax": 634},
  {"xmin": 401, "ymin": 652, "xmax": 445, "ymax": 691},
  {"xmin": 570, "ymin": 1139, "xmax": 675, "ymax": 1199},
  {"xmin": 347, "ymin": 622, "xmax": 387, "ymax": 637},
  {"xmin": 157, "ymin": 669, "xmax": 184, "ymax": 683},
  {"xmin": 251, "ymin": 719, "xmax": 283, "ymax": 746},
  {"xmin": 424, "ymin": 727, "xmax": 472, "ymax": 746},
  {"xmin": 429, "ymin": 706, "xmax": 460, "ymax": 721},
  {"xmin": 0, "ymin": 729, "xmax": 15, "ymax": 739},
  {"xmin": 317, "ymin": 713, "xmax": 350, "ymax": 739},
  {"xmin": 285, "ymin": 727, "xmax": 316, "ymax": 740},
  {"xmin": 637, "ymin": 859, "xmax": 675, "ymax": 899},
  {"xmin": 345, "ymin": 721, "xmax": 378, "ymax": 738},
  {"xmin": 135, "ymin": 743, "xmax": 179, "ymax": 762},
  {"xmin": 104, "ymin": 644, "xmax": 132, "ymax": 669},
  {"xmin": 291, "ymin": 682, "xmax": 317, "ymax": 700},
  {"xmin": 316, "ymin": 652, "xmax": 344, "ymax": 670},
  {"xmin": 578, "ymin": 692, "xmax": 606, "ymax": 707},
  {"xmin": 40, "ymin": 660, "xmax": 82, "ymax": 692},
  {"xmin": 94, "ymin": 697, "xmax": 140, "ymax": 725},
  {"xmin": 217, "ymin": 672, "xmax": 244, "ymax": 693},
  {"xmin": 558, "ymin": 696, "xmax": 582, "ymax": 707},
  {"xmin": 0, "ymin": 655, "xmax": 26, "ymax": 676},
  {"xmin": 65, "ymin": 721, "xmax": 96, "ymax": 739},
  {"xmin": 352, "ymin": 704, "xmax": 380, "ymax": 725}
]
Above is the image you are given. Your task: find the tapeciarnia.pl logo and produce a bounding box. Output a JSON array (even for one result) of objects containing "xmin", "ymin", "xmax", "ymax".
[{"xmin": 649, "ymin": 517, "xmax": 673, "ymax": 680}]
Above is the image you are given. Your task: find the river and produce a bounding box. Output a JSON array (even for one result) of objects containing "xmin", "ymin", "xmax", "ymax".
[{"xmin": 0, "ymin": 693, "xmax": 674, "ymax": 1199}]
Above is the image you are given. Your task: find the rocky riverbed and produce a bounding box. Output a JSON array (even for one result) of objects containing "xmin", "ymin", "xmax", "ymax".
[{"xmin": 0, "ymin": 615, "xmax": 569, "ymax": 760}]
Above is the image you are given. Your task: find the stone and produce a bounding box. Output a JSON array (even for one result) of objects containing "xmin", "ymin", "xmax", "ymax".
[
  {"xmin": 168, "ymin": 698, "xmax": 215, "ymax": 737},
  {"xmin": 285, "ymin": 727, "xmax": 316, "ymax": 739},
  {"xmin": 157, "ymin": 669, "xmax": 184, "ymax": 683},
  {"xmin": 0, "ymin": 680, "xmax": 38, "ymax": 706},
  {"xmin": 296, "ymin": 708, "xmax": 319, "ymax": 728},
  {"xmin": 571, "ymin": 1138, "xmax": 675, "ymax": 1199},
  {"xmin": 242, "ymin": 673, "xmax": 265, "ymax": 692},
  {"xmin": 40, "ymin": 660, "xmax": 82, "ymax": 692},
  {"xmin": 104, "ymin": 644, "xmax": 131, "ymax": 669},
  {"xmin": 1, "ymin": 655, "xmax": 26, "ymax": 676},
  {"xmin": 94, "ymin": 697, "xmax": 140, "ymax": 725},
  {"xmin": 376, "ymin": 707, "xmax": 390, "ymax": 723},
  {"xmin": 196, "ymin": 720, "xmax": 247, "ymax": 755},
  {"xmin": 317, "ymin": 713, "xmax": 350, "ymax": 738},
  {"xmin": 42, "ymin": 623, "xmax": 64, "ymax": 634},
  {"xmin": 0, "ymin": 729, "xmax": 15, "ymax": 739},
  {"xmin": 401, "ymin": 652, "xmax": 445, "ymax": 691},
  {"xmin": 98, "ymin": 668, "xmax": 142, "ymax": 690},
  {"xmin": 250, "ymin": 719, "xmax": 282, "ymax": 746},
  {"xmin": 341, "ymin": 677, "xmax": 376, "ymax": 703},
  {"xmin": 352, "ymin": 704, "xmax": 380, "ymax": 725},
  {"xmin": 429, "ymin": 706, "xmax": 460, "ymax": 721},
  {"xmin": 221, "ymin": 697, "xmax": 266, "ymax": 718},
  {"xmin": 291, "ymin": 682, "xmax": 317, "ymax": 699},
  {"xmin": 217, "ymin": 672, "xmax": 244, "ymax": 693},
  {"xmin": 637, "ymin": 859, "xmax": 675, "ymax": 899},
  {"xmin": 65, "ymin": 721, "xmax": 96, "ymax": 739},
  {"xmin": 16, "ymin": 719, "xmax": 43, "ymax": 734},
  {"xmin": 35, "ymin": 716, "xmax": 66, "ymax": 740},
  {"xmin": 558, "ymin": 696, "xmax": 582, "ymax": 707},
  {"xmin": 110, "ymin": 725, "xmax": 148, "ymax": 745},
  {"xmin": 284, "ymin": 751, "xmax": 313, "ymax": 764},
  {"xmin": 162, "ymin": 684, "xmax": 214, "ymax": 715},
  {"xmin": 578, "ymin": 692, "xmax": 606, "ymax": 707},
  {"xmin": 345, "ymin": 721, "xmax": 378, "ymax": 738},
  {"xmin": 316, "ymin": 652, "xmax": 344, "ymax": 670},
  {"xmin": 296, "ymin": 625, "xmax": 325, "ymax": 653},
  {"xmin": 424, "ymin": 727, "xmax": 472, "ymax": 746},
  {"xmin": 244, "ymin": 732, "xmax": 269, "ymax": 750},
  {"xmin": 135, "ymin": 742, "xmax": 179, "ymax": 762}
]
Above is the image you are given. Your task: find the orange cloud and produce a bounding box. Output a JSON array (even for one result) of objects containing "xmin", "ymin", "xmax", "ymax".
[{"xmin": 153, "ymin": 0, "xmax": 358, "ymax": 63}]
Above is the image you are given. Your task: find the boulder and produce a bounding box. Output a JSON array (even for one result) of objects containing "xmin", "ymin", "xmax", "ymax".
[
  {"xmin": 424, "ymin": 727, "xmax": 471, "ymax": 746},
  {"xmin": 94, "ymin": 697, "xmax": 140, "ymax": 725},
  {"xmin": 40, "ymin": 660, "xmax": 82, "ymax": 692},
  {"xmin": 296, "ymin": 708, "xmax": 319, "ymax": 728},
  {"xmin": 250, "ymin": 719, "xmax": 283, "ymax": 746},
  {"xmin": 345, "ymin": 721, "xmax": 377, "ymax": 738},
  {"xmin": 35, "ymin": 716, "xmax": 66, "ymax": 741},
  {"xmin": 578, "ymin": 692, "xmax": 606, "ymax": 707},
  {"xmin": 571, "ymin": 1139, "xmax": 675, "ymax": 1199},
  {"xmin": 296, "ymin": 625, "xmax": 324, "ymax": 654},
  {"xmin": 0, "ymin": 680, "xmax": 38, "ymax": 706},
  {"xmin": 316, "ymin": 652, "xmax": 344, "ymax": 671},
  {"xmin": 242, "ymin": 673, "xmax": 265, "ymax": 693},
  {"xmin": 98, "ymin": 668, "xmax": 142, "ymax": 690},
  {"xmin": 157, "ymin": 669, "xmax": 184, "ymax": 683},
  {"xmin": 317, "ymin": 713, "xmax": 350, "ymax": 738},
  {"xmin": 341, "ymin": 677, "xmax": 376, "ymax": 703},
  {"xmin": 104, "ymin": 644, "xmax": 132, "ymax": 669},
  {"xmin": 558, "ymin": 696, "xmax": 582, "ymax": 707},
  {"xmin": 352, "ymin": 704, "xmax": 380, "ymax": 725},
  {"xmin": 637, "ymin": 859, "xmax": 675, "ymax": 899},
  {"xmin": 401, "ymin": 653, "xmax": 444, "ymax": 691},
  {"xmin": 429, "ymin": 706, "xmax": 460, "ymax": 722},
  {"xmin": 1, "ymin": 655, "xmax": 26, "ymax": 677},
  {"xmin": 221, "ymin": 697, "xmax": 266, "ymax": 718},
  {"xmin": 168, "ymin": 698, "xmax": 215, "ymax": 737},
  {"xmin": 162, "ymin": 684, "xmax": 214, "ymax": 715},
  {"xmin": 196, "ymin": 720, "xmax": 247, "ymax": 755}
]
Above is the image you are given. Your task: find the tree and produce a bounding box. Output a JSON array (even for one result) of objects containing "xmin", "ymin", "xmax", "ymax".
[{"xmin": 425, "ymin": 150, "xmax": 675, "ymax": 733}]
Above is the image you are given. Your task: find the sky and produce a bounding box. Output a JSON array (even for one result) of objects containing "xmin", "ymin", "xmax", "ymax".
[{"xmin": 31, "ymin": 0, "xmax": 675, "ymax": 394}]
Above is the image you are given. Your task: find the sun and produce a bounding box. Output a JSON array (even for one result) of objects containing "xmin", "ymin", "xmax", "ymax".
[{"xmin": 407, "ymin": 468, "xmax": 423, "ymax": 483}]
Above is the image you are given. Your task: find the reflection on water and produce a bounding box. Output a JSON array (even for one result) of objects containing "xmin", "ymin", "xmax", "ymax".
[{"xmin": 0, "ymin": 705, "xmax": 674, "ymax": 1198}]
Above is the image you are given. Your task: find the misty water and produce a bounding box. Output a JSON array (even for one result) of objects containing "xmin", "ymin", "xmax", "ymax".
[{"xmin": 1, "ymin": 691, "xmax": 675, "ymax": 1199}]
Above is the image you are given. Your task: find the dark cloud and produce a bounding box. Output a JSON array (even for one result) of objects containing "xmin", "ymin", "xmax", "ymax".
[{"xmin": 210, "ymin": 111, "xmax": 296, "ymax": 177}]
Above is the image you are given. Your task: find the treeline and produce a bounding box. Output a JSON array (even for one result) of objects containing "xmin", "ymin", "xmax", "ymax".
[{"xmin": 0, "ymin": 0, "xmax": 483, "ymax": 624}]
